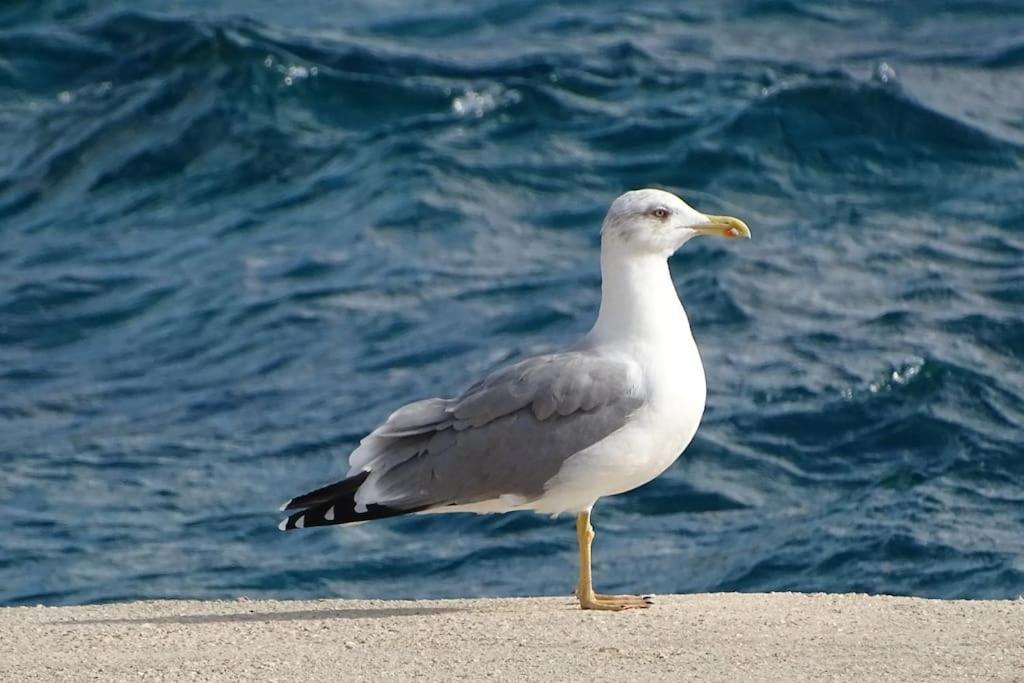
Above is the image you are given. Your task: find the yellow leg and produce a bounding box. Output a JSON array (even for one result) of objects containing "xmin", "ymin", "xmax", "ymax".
[{"xmin": 575, "ymin": 510, "xmax": 652, "ymax": 611}]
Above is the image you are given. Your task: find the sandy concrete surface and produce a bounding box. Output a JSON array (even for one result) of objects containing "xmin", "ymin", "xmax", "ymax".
[{"xmin": 1, "ymin": 592, "xmax": 1021, "ymax": 681}]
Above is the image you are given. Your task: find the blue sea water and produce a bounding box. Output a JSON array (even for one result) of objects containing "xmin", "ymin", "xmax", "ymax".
[{"xmin": 1, "ymin": 1, "xmax": 1023, "ymax": 607}]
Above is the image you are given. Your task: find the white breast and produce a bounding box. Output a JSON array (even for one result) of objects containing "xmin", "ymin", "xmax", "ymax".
[{"xmin": 533, "ymin": 335, "xmax": 707, "ymax": 516}]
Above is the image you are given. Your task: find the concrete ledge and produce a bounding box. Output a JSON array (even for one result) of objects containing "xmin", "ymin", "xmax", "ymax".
[{"xmin": 2, "ymin": 593, "xmax": 1022, "ymax": 681}]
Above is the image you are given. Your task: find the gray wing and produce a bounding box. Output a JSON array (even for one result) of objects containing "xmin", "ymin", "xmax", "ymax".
[{"xmin": 347, "ymin": 351, "xmax": 645, "ymax": 510}]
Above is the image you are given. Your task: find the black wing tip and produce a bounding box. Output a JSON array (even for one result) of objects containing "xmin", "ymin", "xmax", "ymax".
[
  {"xmin": 278, "ymin": 502, "xmax": 425, "ymax": 531},
  {"xmin": 277, "ymin": 471, "xmax": 435, "ymax": 531}
]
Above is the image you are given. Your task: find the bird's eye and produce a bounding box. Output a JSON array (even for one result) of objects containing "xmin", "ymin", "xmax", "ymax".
[{"xmin": 651, "ymin": 208, "xmax": 669, "ymax": 219}]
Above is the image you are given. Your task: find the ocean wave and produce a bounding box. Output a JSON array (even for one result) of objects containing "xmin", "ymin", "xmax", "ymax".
[{"xmin": 720, "ymin": 74, "xmax": 1018, "ymax": 170}]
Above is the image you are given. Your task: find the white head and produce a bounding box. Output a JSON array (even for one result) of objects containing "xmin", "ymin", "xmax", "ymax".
[{"xmin": 601, "ymin": 188, "xmax": 750, "ymax": 257}]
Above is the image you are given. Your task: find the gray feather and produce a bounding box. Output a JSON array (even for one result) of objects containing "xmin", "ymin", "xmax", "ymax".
[{"xmin": 347, "ymin": 351, "xmax": 644, "ymax": 509}]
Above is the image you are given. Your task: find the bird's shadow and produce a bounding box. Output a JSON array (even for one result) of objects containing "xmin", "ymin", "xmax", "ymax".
[{"xmin": 55, "ymin": 605, "xmax": 463, "ymax": 626}]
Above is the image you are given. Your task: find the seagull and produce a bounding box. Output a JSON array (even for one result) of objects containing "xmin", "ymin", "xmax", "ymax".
[{"xmin": 279, "ymin": 188, "xmax": 750, "ymax": 610}]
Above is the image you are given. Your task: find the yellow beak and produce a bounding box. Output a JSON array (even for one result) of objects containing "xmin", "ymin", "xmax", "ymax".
[{"xmin": 693, "ymin": 214, "xmax": 751, "ymax": 240}]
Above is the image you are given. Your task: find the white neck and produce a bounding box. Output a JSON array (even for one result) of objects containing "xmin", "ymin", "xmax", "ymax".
[{"xmin": 588, "ymin": 241, "xmax": 691, "ymax": 346}]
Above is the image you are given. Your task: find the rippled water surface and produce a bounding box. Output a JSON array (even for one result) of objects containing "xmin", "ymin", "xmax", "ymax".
[{"xmin": 2, "ymin": 1, "xmax": 1023, "ymax": 606}]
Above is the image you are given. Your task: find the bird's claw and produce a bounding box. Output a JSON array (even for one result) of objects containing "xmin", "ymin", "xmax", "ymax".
[{"xmin": 577, "ymin": 592, "xmax": 653, "ymax": 611}]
